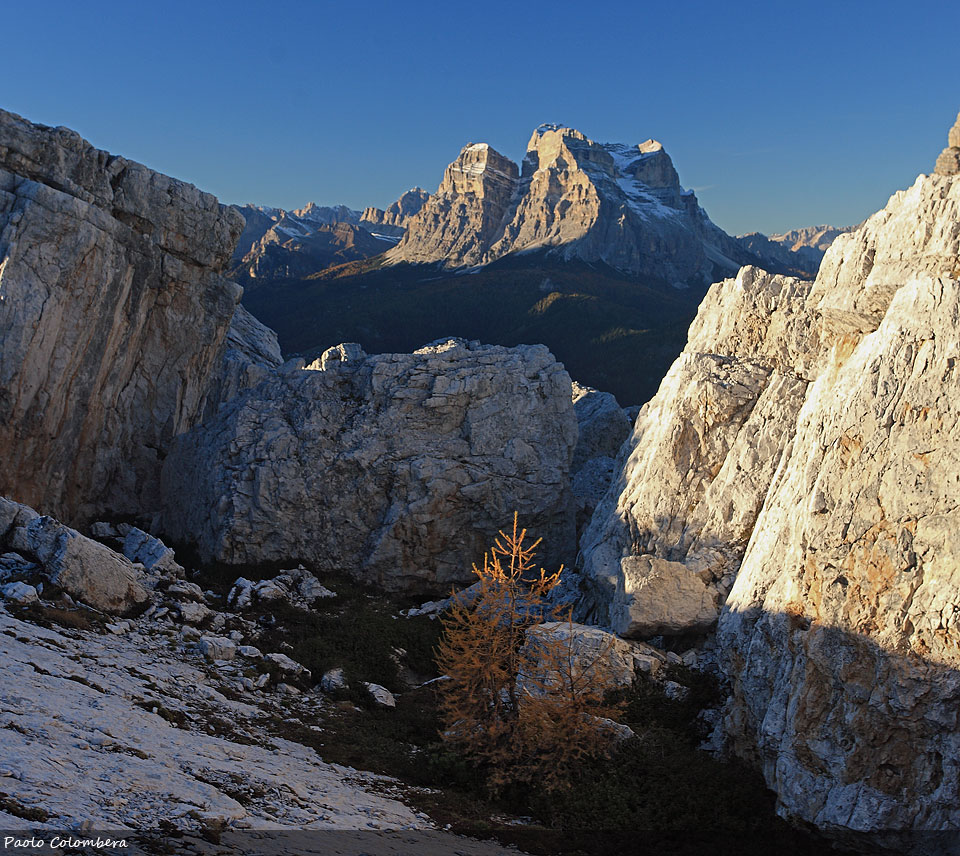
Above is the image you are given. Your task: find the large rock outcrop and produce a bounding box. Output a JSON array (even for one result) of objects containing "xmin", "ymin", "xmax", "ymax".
[
  {"xmin": 161, "ymin": 339, "xmax": 577, "ymax": 592},
  {"xmin": 578, "ymin": 264, "xmax": 820, "ymax": 632},
  {"xmin": 0, "ymin": 109, "xmax": 243, "ymax": 526},
  {"xmin": 934, "ymin": 109, "xmax": 960, "ymax": 176},
  {"xmin": 386, "ymin": 125, "xmax": 758, "ymax": 286},
  {"xmin": 578, "ymin": 111, "xmax": 960, "ymax": 839}
]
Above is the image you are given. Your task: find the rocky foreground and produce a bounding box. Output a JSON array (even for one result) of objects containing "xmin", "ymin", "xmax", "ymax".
[{"xmin": 2, "ymin": 103, "xmax": 960, "ymax": 851}]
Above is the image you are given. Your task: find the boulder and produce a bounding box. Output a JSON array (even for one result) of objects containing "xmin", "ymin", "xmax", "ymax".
[
  {"xmin": 610, "ymin": 555, "xmax": 720, "ymax": 638},
  {"xmin": 175, "ymin": 601, "xmax": 212, "ymax": 625},
  {"xmin": 198, "ymin": 636, "xmax": 236, "ymax": 662},
  {"xmin": 517, "ymin": 621, "xmax": 637, "ymax": 698},
  {"xmin": 162, "ymin": 338, "xmax": 577, "ymax": 592},
  {"xmin": 934, "ymin": 109, "xmax": 960, "ymax": 176},
  {"xmin": 0, "ymin": 498, "xmax": 147, "ymax": 614},
  {"xmin": 1, "ymin": 581, "xmax": 39, "ymax": 604},
  {"xmin": 0, "ymin": 108, "xmax": 243, "ymax": 525},
  {"xmin": 237, "ymin": 645, "xmax": 262, "ymax": 660},
  {"xmin": 319, "ymin": 667, "xmax": 348, "ymax": 693},
  {"xmin": 227, "ymin": 567, "xmax": 336, "ymax": 611},
  {"xmin": 265, "ymin": 652, "xmax": 310, "ymax": 679},
  {"xmin": 121, "ymin": 527, "xmax": 184, "ymax": 579},
  {"xmin": 362, "ymin": 682, "xmax": 397, "ymax": 708}
]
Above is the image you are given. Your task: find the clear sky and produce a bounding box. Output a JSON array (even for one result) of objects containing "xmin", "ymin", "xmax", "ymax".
[{"xmin": 3, "ymin": 0, "xmax": 958, "ymax": 235}]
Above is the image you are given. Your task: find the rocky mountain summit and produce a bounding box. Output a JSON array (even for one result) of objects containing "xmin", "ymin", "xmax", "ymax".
[
  {"xmin": 735, "ymin": 224, "xmax": 854, "ymax": 277},
  {"xmin": 230, "ymin": 189, "xmax": 431, "ymax": 282},
  {"xmin": 231, "ymin": 201, "xmax": 362, "ymax": 264},
  {"xmin": 237, "ymin": 220, "xmax": 392, "ymax": 281},
  {"xmin": 385, "ymin": 125, "xmax": 758, "ymax": 287},
  {"xmin": 361, "ymin": 187, "xmax": 431, "ymax": 238},
  {"xmin": 577, "ymin": 111, "xmax": 960, "ymax": 840}
]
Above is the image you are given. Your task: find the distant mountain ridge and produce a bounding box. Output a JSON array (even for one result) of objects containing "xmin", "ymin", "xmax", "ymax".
[
  {"xmin": 384, "ymin": 125, "xmax": 760, "ymax": 287},
  {"xmin": 735, "ymin": 224, "xmax": 856, "ymax": 278},
  {"xmin": 237, "ymin": 124, "xmax": 793, "ymax": 405},
  {"xmin": 230, "ymin": 190, "xmax": 431, "ymax": 279}
]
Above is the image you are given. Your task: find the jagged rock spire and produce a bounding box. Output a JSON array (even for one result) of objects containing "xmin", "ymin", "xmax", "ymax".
[{"xmin": 934, "ymin": 109, "xmax": 960, "ymax": 175}]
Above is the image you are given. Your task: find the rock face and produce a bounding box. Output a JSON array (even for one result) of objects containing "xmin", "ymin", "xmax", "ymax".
[
  {"xmin": 0, "ymin": 109, "xmax": 243, "ymax": 525},
  {"xmin": 579, "ymin": 264, "xmax": 819, "ymax": 632},
  {"xmin": 569, "ymin": 383, "xmax": 632, "ymax": 536},
  {"xmin": 934, "ymin": 109, "xmax": 960, "ymax": 176},
  {"xmin": 161, "ymin": 339, "xmax": 577, "ymax": 592},
  {"xmin": 579, "ymin": 112, "xmax": 960, "ymax": 838},
  {"xmin": 210, "ymin": 304, "xmax": 284, "ymax": 409},
  {"xmin": 386, "ymin": 143, "xmax": 520, "ymax": 268},
  {"xmin": 386, "ymin": 125, "xmax": 757, "ymax": 285},
  {"xmin": 360, "ymin": 187, "xmax": 430, "ymax": 237}
]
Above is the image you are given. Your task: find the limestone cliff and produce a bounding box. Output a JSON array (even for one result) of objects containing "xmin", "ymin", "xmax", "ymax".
[
  {"xmin": 386, "ymin": 125, "xmax": 756, "ymax": 286},
  {"xmin": 161, "ymin": 339, "xmax": 577, "ymax": 593},
  {"xmin": 0, "ymin": 108, "xmax": 243, "ymax": 525},
  {"xmin": 386, "ymin": 144, "xmax": 520, "ymax": 268},
  {"xmin": 578, "ymin": 110, "xmax": 960, "ymax": 838}
]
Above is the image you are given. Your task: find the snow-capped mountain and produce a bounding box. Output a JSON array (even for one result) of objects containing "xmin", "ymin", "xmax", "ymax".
[
  {"xmin": 385, "ymin": 125, "xmax": 760, "ymax": 288},
  {"xmin": 230, "ymin": 202, "xmax": 363, "ymax": 266}
]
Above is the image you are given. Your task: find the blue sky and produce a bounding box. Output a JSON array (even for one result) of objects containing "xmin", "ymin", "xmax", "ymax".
[{"xmin": 3, "ymin": 0, "xmax": 958, "ymax": 235}]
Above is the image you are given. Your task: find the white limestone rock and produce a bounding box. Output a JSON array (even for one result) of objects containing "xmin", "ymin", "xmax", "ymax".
[
  {"xmin": 0, "ymin": 108, "xmax": 243, "ymax": 526},
  {"xmin": 162, "ymin": 338, "xmax": 577, "ymax": 592},
  {"xmin": 578, "ymin": 265, "xmax": 818, "ymax": 628},
  {"xmin": 265, "ymin": 652, "xmax": 310, "ymax": 679},
  {"xmin": 577, "ymin": 114, "xmax": 960, "ymax": 839},
  {"xmin": 362, "ymin": 682, "xmax": 397, "ymax": 708},
  {"xmin": 611, "ymin": 555, "xmax": 719, "ymax": 638},
  {"xmin": 198, "ymin": 636, "xmax": 237, "ymax": 662},
  {"xmin": 1, "ymin": 581, "xmax": 38, "ymax": 604},
  {"xmin": 227, "ymin": 566, "xmax": 335, "ymax": 611},
  {"xmin": 0, "ymin": 497, "xmax": 148, "ymax": 614},
  {"xmin": 176, "ymin": 601, "xmax": 213, "ymax": 626},
  {"xmin": 517, "ymin": 621, "xmax": 637, "ymax": 698}
]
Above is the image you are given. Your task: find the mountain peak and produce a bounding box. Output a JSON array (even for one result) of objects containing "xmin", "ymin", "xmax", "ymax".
[{"xmin": 387, "ymin": 126, "xmax": 756, "ymax": 285}]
